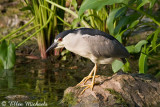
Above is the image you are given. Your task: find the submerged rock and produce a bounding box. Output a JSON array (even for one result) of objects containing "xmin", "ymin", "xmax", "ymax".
[{"xmin": 62, "ymin": 72, "xmax": 160, "ymax": 107}]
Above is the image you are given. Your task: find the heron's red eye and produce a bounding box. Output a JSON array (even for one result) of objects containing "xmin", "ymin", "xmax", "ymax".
[{"xmin": 58, "ymin": 38, "xmax": 62, "ymax": 41}]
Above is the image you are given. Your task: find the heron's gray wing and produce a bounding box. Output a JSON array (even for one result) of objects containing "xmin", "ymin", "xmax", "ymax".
[{"xmin": 82, "ymin": 35, "xmax": 129, "ymax": 58}]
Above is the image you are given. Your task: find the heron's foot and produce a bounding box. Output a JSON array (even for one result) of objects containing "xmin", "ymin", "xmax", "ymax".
[
  {"xmin": 76, "ymin": 76, "xmax": 92, "ymax": 86},
  {"xmin": 80, "ymin": 84, "xmax": 94, "ymax": 95},
  {"xmin": 76, "ymin": 75, "xmax": 99, "ymax": 86}
]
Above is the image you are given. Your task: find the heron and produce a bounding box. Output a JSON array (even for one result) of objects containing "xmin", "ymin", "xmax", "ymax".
[{"xmin": 46, "ymin": 28, "xmax": 130, "ymax": 94}]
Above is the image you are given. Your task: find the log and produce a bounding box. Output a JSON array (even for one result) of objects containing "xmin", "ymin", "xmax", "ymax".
[{"xmin": 62, "ymin": 72, "xmax": 160, "ymax": 107}]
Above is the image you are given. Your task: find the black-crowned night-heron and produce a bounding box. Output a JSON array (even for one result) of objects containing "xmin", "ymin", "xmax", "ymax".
[{"xmin": 46, "ymin": 28, "xmax": 130, "ymax": 94}]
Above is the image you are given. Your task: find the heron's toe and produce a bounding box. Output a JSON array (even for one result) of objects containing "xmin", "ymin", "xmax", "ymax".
[
  {"xmin": 80, "ymin": 84, "xmax": 94, "ymax": 95},
  {"xmin": 76, "ymin": 76, "xmax": 92, "ymax": 86},
  {"xmin": 76, "ymin": 75, "xmax": 100, "ymax": 86}
]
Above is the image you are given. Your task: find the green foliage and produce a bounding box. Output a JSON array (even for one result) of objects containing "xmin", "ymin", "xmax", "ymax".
[
  {"xmin": 60, "ymin": 50, "xmax": 70, "ymax": 61},
  {"xmin": 126, "ymin": 40, "xmax": 148, "ymax": 53},
  {"xmin": 78, "ymin": 0, "xmax": 160, "ymax": 75},
  {"xmin": 0, "ymin": 0, "xmax": 160, "ymax": 76},
  {"xmin": 0, "ymin": 40, "xmax": 16, "ymax": 69},
  {"xmin": 112, "ymin": 60, "xmax": 124, "ymax": 73},
  {"xmin": 27, "ymin": 0, "xmax": 66, "ymax": 59},
  {"xmin": 112, "ymin": 59, "xmax": 130, "ymax": 73},
  {"xmin": 45, "ymin": 0, "xmax": 90, "ymax": 28},
  {"xmin": 139, "ymin": 52, "xmax": 148, "ymax": 74},
  {"xmin": 122, "ymin": 60, "xmax": 130, "ymax": 72},
  {"xmin": 62, "ymin": 92, "xmax": 77, "ymax": 106},
  {"xmin": 78, "ymin": 0, "xmax": 127, "ymax": 17},
  {"xmin": 107, "ymin": 8, "xmax": 121, "ymax": 35},
  {"xmin": 0, "ymin": 0, "xmax": 67, "ymax": 59},
  {"xmin": 44, "ymin": 0, "xmax": 160, "ymax": 75}
]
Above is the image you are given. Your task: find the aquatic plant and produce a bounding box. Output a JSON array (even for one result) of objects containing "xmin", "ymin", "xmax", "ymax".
[
  {"xmin": 0, "ymin": 0, "xmax": 66, "ymax": 59},
  {"xmin": 0, "ymin": 40, "xmax": 15, "ymax": 69}
]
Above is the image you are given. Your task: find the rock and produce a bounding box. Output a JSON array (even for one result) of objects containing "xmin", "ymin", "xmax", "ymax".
[{"xmin": 62, "ymin": 72, "xmax": 160, "ymax": 107}]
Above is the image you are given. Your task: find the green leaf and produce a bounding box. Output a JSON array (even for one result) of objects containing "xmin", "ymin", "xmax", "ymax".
[
  {"xmin": 114, "ymin": 12, "xmax": 140, "ymax": 35},
  {"xmin": 6, "ymin": 43, "xmax": 16, "ymax": 69},
  {"xmin": 151, "ymin": 29, "xmax": 160, "ymax": 52},
  {"xmin": 61, "ymin": 55, "xmax": 67, "ymax": 61},
  {"xmin": 135, "ymin": 40, "xmax": 148, "ymax": 53},
  {"xmin": 78, "ymin": 0, "xmax": 128, "ymax": 17},
  {"xmin": 126, "ymin": 40, "xmax": 148, "ymax": 53},
  {"xmin": 137, "ymin": 0, "xmax": 149, "ymax": 10},
  {"xmin": 0, "ymin": 60, "xmax": 3, "ymax": 69},
  {"xmin": 122, "ymin": 60, "xmax": 130, "ymax": 72},
  {"xmin": 0, "ymin": 40, "xmax": 16, "ymax": 69},
  {"xmin": 71, "ymin": 18, "xmax": 80, "ymax": 29},
  {"xmin": 137, "ymin": 0, "xmax": 157, "ymax": 9},
  {"xmin": 127, "ymin": 12, "xmax": 140, "ymax": 24},
  {"xmin": 112, "ymin": 60, "xmax": 124, "ymax": 73},
  {"xmin": 61, "ymin": 50, "xmax": 69, "ymax": 56},
  {"xmin": 149, "ymin": 0, "xmax": 156, "ymax": 8},
  {"xmin": 107, "ymin": 8, "xmax": 121, "ymax": 35},
  {"xmin": 0, "ymin": 41, "xmax": 8, "ymax": 63},
  {"xmin": 71, "ymin": 0, "xmax": 78, "ymax": 10},
  {"xmin": 20, "ymin": 6, "xmax": 32, "ymax": 11},
  {"xmin": 128, "ymin": 0, "xmax": 135, "ymax": 5},
  {"xmin": 115, "ymin": 7, "xmax": 127, "ymax": 18},
  {"xmin": 114, "ymin": 16, "xmax": 129, "ymax": 35},
  {"xmin": 115, "ymin": 34, "xmax": 122, "ymax": 43},
  {"xmin": 139, "ymin": 52, "xmax": 148, "ymax": 74},
  {"xmin": 126, "ymin": 45, "xmax": 135, "ymax": 53},
  {"xmin": 147, "ymin": 32, "xmax": 154, "ymax": 40},
  {"xmin": 129, "ymin": 20, "xmax": 139, "ymax": 29}
]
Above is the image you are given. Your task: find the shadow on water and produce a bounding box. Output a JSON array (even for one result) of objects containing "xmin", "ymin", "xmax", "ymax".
[{"xmin": 0, "ymin": 55, "xmax": 113, "ymax": 107}]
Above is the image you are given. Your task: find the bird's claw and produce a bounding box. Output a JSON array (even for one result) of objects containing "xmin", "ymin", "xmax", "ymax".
[
  {"xmin": 76, "ymin": 75, "xmax": 100, "ymax": 86},
  {"xmin": 76, "ymin": 76, "xmax": 92, "ymax": 86},
  {"xmin": 80, "ymin": 84, "xmax": 94, "ymax": 95},
  {"xmin": 77, "ymin": 75, "xmax": 100, "ymax": 95}
]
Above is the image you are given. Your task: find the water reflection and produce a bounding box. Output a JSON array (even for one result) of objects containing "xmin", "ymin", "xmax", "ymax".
[
  {"xmin": 0, "ymin": 57, "xmax": 113, "ymax": 106},
  {"xmin": 0, "ymin": 69, "xmax": 14, "ymax": 89},
  {"xmin": 1, "ymin": 54, "xmax": 159, "ymax": 106}
]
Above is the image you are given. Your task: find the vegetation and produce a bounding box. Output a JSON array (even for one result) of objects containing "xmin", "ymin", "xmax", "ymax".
[
  {"xmin": 62, "ymin": 92, "xmax": 77, "ymax": 106},
  {"xmin": 0, "ymin": 0, "xmax": 160, "ymax": 78},
  {"xmin": 0, "ymin": 40, "xmax": 15, "ymax": 69}
]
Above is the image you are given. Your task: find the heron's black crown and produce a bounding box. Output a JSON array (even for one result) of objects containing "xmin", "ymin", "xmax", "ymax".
[{"xmin": 55, "ymin": 28, "xmax": 115, "ymax": 40}]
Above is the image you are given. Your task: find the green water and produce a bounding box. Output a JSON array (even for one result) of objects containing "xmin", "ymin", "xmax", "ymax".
[
  {"xmin": 1, "ymin": 55, "xmax": 159, "ymax": 107},
  {"xmin": 0, "ymin": 56, "xmax": 112, "ymax": 107}
]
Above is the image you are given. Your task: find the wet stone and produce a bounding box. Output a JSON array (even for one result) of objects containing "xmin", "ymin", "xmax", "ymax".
[{"xmin": 62, "ymin": 73, "xmax": 160, "ymax": 107}]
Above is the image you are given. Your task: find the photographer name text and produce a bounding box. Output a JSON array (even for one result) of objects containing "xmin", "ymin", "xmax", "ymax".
[{"xmin": 1, "ymin": 101, "xmax": 48, "ymax": 107}]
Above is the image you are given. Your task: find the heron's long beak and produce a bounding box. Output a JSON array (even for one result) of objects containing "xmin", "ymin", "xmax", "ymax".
[{"xmin": 46, "ymin": 42, "xmax": 58, "ymax": 53}]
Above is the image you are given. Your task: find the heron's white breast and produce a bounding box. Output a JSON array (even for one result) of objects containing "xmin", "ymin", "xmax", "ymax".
[{"xmin": 62, "ymin": 32, "xmax": 92, "ymax": 59}]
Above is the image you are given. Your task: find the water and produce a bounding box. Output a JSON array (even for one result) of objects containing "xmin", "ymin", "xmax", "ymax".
[{"xmin": 0, "ymin": 56, "xmax": 113, "ymax": 107}]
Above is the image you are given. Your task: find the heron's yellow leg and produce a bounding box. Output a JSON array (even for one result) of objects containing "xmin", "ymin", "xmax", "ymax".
[
  {"xmin": 80, "ymin": 64, "xmax": 98, "ymax": 95},
  {"xmin": 76, "ymin": 64, "xmax": 99, "ymax": 86},
  {"xmin": 76, "ymin": 65, "xmax": 94, "ymax": 86}
]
